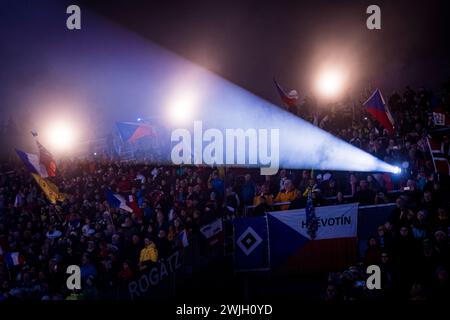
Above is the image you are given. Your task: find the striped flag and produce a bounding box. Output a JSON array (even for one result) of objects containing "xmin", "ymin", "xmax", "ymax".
[
  {"xmin": 106, "ymin": 190, "xmax": 133, "ymax": 213},
  {"xmin": 16, "ymin": 149, "xmax": 49, "ymax": 177},
  {"xmin": 268, "ymin": 203, "xmax": 358, "ymax": 273},
  {"xmin": 116, "ymin": 122, "xmax": 156, "ymax": 143},
  {"xmin": 179, "ymin": 230, "xmax": 189, "ymax": 248},
  {"xmin": 36, "ymin": 140, "xmax": 57, "ymax": 177},
  {"xmin": 363, "ymin": 89, "xmax": 395, "ymax": 135},
  {"xmin": 273, "ymin": 78, "xmax": 298, "ymax": 109},
  {"xmin": 4, "ymin": 252, "xmax": 25, "ymax": 268},
  {"xmin": 427, "ymin": 135, "xmax": 450, "ymax": 175},
  {"xmin": 127, "ymin": 194, "xmax": 143, "ymax": 219},
  {"xmin": 29, "ymin": 131, "xmax": 57, "ymax": 176}
]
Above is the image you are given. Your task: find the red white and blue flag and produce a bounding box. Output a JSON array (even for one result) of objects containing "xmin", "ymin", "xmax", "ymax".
[
  {"xmin": 178, "ymin": 230, "xmax": 189, "ymax": 248},
  {"xmin": 116, "ymin": 122, "xmax": 156, "ymax": 143},
  {"xmin": 36, "ymin": 140, "xmax": 57, "ymax": 177},
  {"xmin": 268, "ymin": 203, "xmax": 358, "ymax": 273},
  {"xmin": 363, "ymin": 89, "xmax": 395, "ymax": 135},
  {"xmin": 427, "ymin": 136, "xmax": 450, "ymax": 175},
  {"xmin": 106, "ymin": 190, "xmax": 133, "ymax": 213},
  {"xmin": 430, "ymin": 95, "xmax": 449, "ymax": 126},
  {"xmin": 273, "ymin": 78, "xmax": 298, "ymax": 109},
  {"xmin": 4, "ymin": 252, "xmax": 25, "ymax": 268},
  {"xmin": 29, "ymin": 131, "xmax": 57, "ymax": 177},
  {"xmin": 16, "ymin": 149, "xmax": 49, "ymax": 177}
]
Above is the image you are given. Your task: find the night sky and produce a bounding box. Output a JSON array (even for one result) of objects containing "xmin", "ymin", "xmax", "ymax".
[
  {"xmin": 81, "ymin": 0, "xmax": 450, "ymax": 95},
  {"xmin": 1, "ymin": 0, "xmax": 449, "ymax": 137}
]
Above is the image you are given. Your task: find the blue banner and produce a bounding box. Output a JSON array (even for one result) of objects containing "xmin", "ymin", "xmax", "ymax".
[{"xmin": 233, "ymin": 216, "xmax": 269, "ymax": 272}]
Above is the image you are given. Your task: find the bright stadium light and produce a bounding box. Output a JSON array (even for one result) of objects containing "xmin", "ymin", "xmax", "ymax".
[
  {"xmin": 45, "ymin": 121, "xmax": 77, "ymax": 152},
  {"xmin": 315, "ymin": 68, "xmax": 346, "ymax": 99},
  {"xmin": 392, "ymin": 166, "xmax": 401, "ymax": 174},
  {"xmin": 167, "ymin": 89, "xmax": 198, "ymax": 125},
  {"xmin": 23, "ymin": 8, "xmax": 399, "ymax": 175}
]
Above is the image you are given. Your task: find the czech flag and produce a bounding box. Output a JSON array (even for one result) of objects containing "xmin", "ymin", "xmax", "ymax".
[
  {"xmin": 363, "ymin": 89, "xmax": 395, "ymax": 135},
  {"xmin": 268, "ymin": 203, "xmax": 358, "ymax": 273},
  {"xmin": 273, "ymin": 78, "xmax": 298, "ymax": 109},
  {"xmin": 116, "ymin": 122, "xmax": 156, "ymax": 143}
]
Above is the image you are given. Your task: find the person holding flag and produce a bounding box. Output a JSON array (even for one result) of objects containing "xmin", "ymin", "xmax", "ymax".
[
  {"xmin": 16, "ymin": 148, "xmax": 66, "ymax": 204},
  {"xmin": 14, "ymin": 131, "xmax": 63, "ymax": 204},
  {"xmin": 31, "ymin": 131, "xmax": 57, "ymax": 177},
  {"xmin": 273, "ymin": 78, "xmax": 299, "ymax": 114},
  {"xmin": 363, "ymin": 88, "xmax": 395, "ymax": 135},
  {"xmin": 305, "ymin": 188, "xmax": 319, "ymax": 240}
]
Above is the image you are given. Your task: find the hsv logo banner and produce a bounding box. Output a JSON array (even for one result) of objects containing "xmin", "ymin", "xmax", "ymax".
[{"xmin": 233, "ymin": 216, "xmax": 269, "ymax": 272}]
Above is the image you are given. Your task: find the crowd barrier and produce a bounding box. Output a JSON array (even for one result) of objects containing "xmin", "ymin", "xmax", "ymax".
[
  {"xmin": 244, "ymin": 189, "xmax": 401, "ymax": 216},
  {"xmin": 117, "ymin": 201, "xmax": 397, "ymax": 300},
  {"xmin": 119, "ymin": 230, "xmax": 223, "ymax": 300}
]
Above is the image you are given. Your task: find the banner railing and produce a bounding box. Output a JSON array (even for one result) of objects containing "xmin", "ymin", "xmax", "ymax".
[{"xmin": 244, "ymin": 189, "xmax": 402, "ymax": 216}]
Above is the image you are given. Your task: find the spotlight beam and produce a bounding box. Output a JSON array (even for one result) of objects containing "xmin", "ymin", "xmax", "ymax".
[{"xmin": 29, "ymin": 10, "xmax": 398, "ymax": 174}]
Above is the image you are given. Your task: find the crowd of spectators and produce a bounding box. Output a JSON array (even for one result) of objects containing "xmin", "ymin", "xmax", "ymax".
[
  {"xmin": 0, "ymin": 161, "xmax": 234, "ymax": 300},
  {"xmin": 0, "ymin": 85, "xmax": 449, "ymax": 300},
  {"xmin": 320, "ymin": 85, "xmax": 450, "ymax": 300}
]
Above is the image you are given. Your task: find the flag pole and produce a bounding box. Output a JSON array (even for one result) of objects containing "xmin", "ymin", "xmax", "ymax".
[
  {"xmin": 350, "ymin": 87, "xmax": 356, "ymax": 124},
  {"xmin": 426, "ymin": 135, "xmax": 438, "ymax": 173},
  {"xmin": 425, "ymin": 134, "xmax": 441, "ymax": 183}
]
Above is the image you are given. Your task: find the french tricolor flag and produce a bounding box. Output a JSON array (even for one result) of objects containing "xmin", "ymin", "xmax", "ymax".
[
  {"xmin": 16, "ymin": 149, "xmax": 49, "ymax": 177},
  {"xmin": 179, "ymin": 230, "xmax": 189, "ymax": 248},
  {"xmin": 4, "ymin": 252, "xmax": 25, "ymax": 268},
  {"xmin": 106, "ymin": 190, "xmax": 133, "ymax": 213},
  {"xmin": 363, "ymin": 89, "xmax": 395, "ymax": 135}
]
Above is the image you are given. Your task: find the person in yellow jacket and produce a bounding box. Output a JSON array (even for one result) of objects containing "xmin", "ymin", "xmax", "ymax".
[
  {"xmin": 274, "ymin": 179, "xmax": 298, "ymax": 210},
  {"xmin": 253, "ymin": 184, "xmax": 274, "ymax": 207},
  {"xmin": 303, "ymin": 179, "xmax": 319, "ymax": 197},
  {"xmin": 139, "ymin": 238, "xmax": 158, "ymax": 271}
]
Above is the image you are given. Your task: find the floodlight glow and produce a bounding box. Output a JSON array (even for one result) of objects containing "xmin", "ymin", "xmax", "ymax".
[
  {"xmin": 23, "ymin": 6, "xmax": 398, "ymax": 174},
  {"xmin": 316, "ymin": 68, "xmax": 346, "ymax": 98},
  {"xmin": 392, "ymin": 166, "xmax": 401, "ymax": 174},
  {"xmin": 45, "ymin": 121, "xmax": 77, "ymax": 152},
  {"xmin": 167, "ymin": 89, "xmax": 198, "ymax": 125}
]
